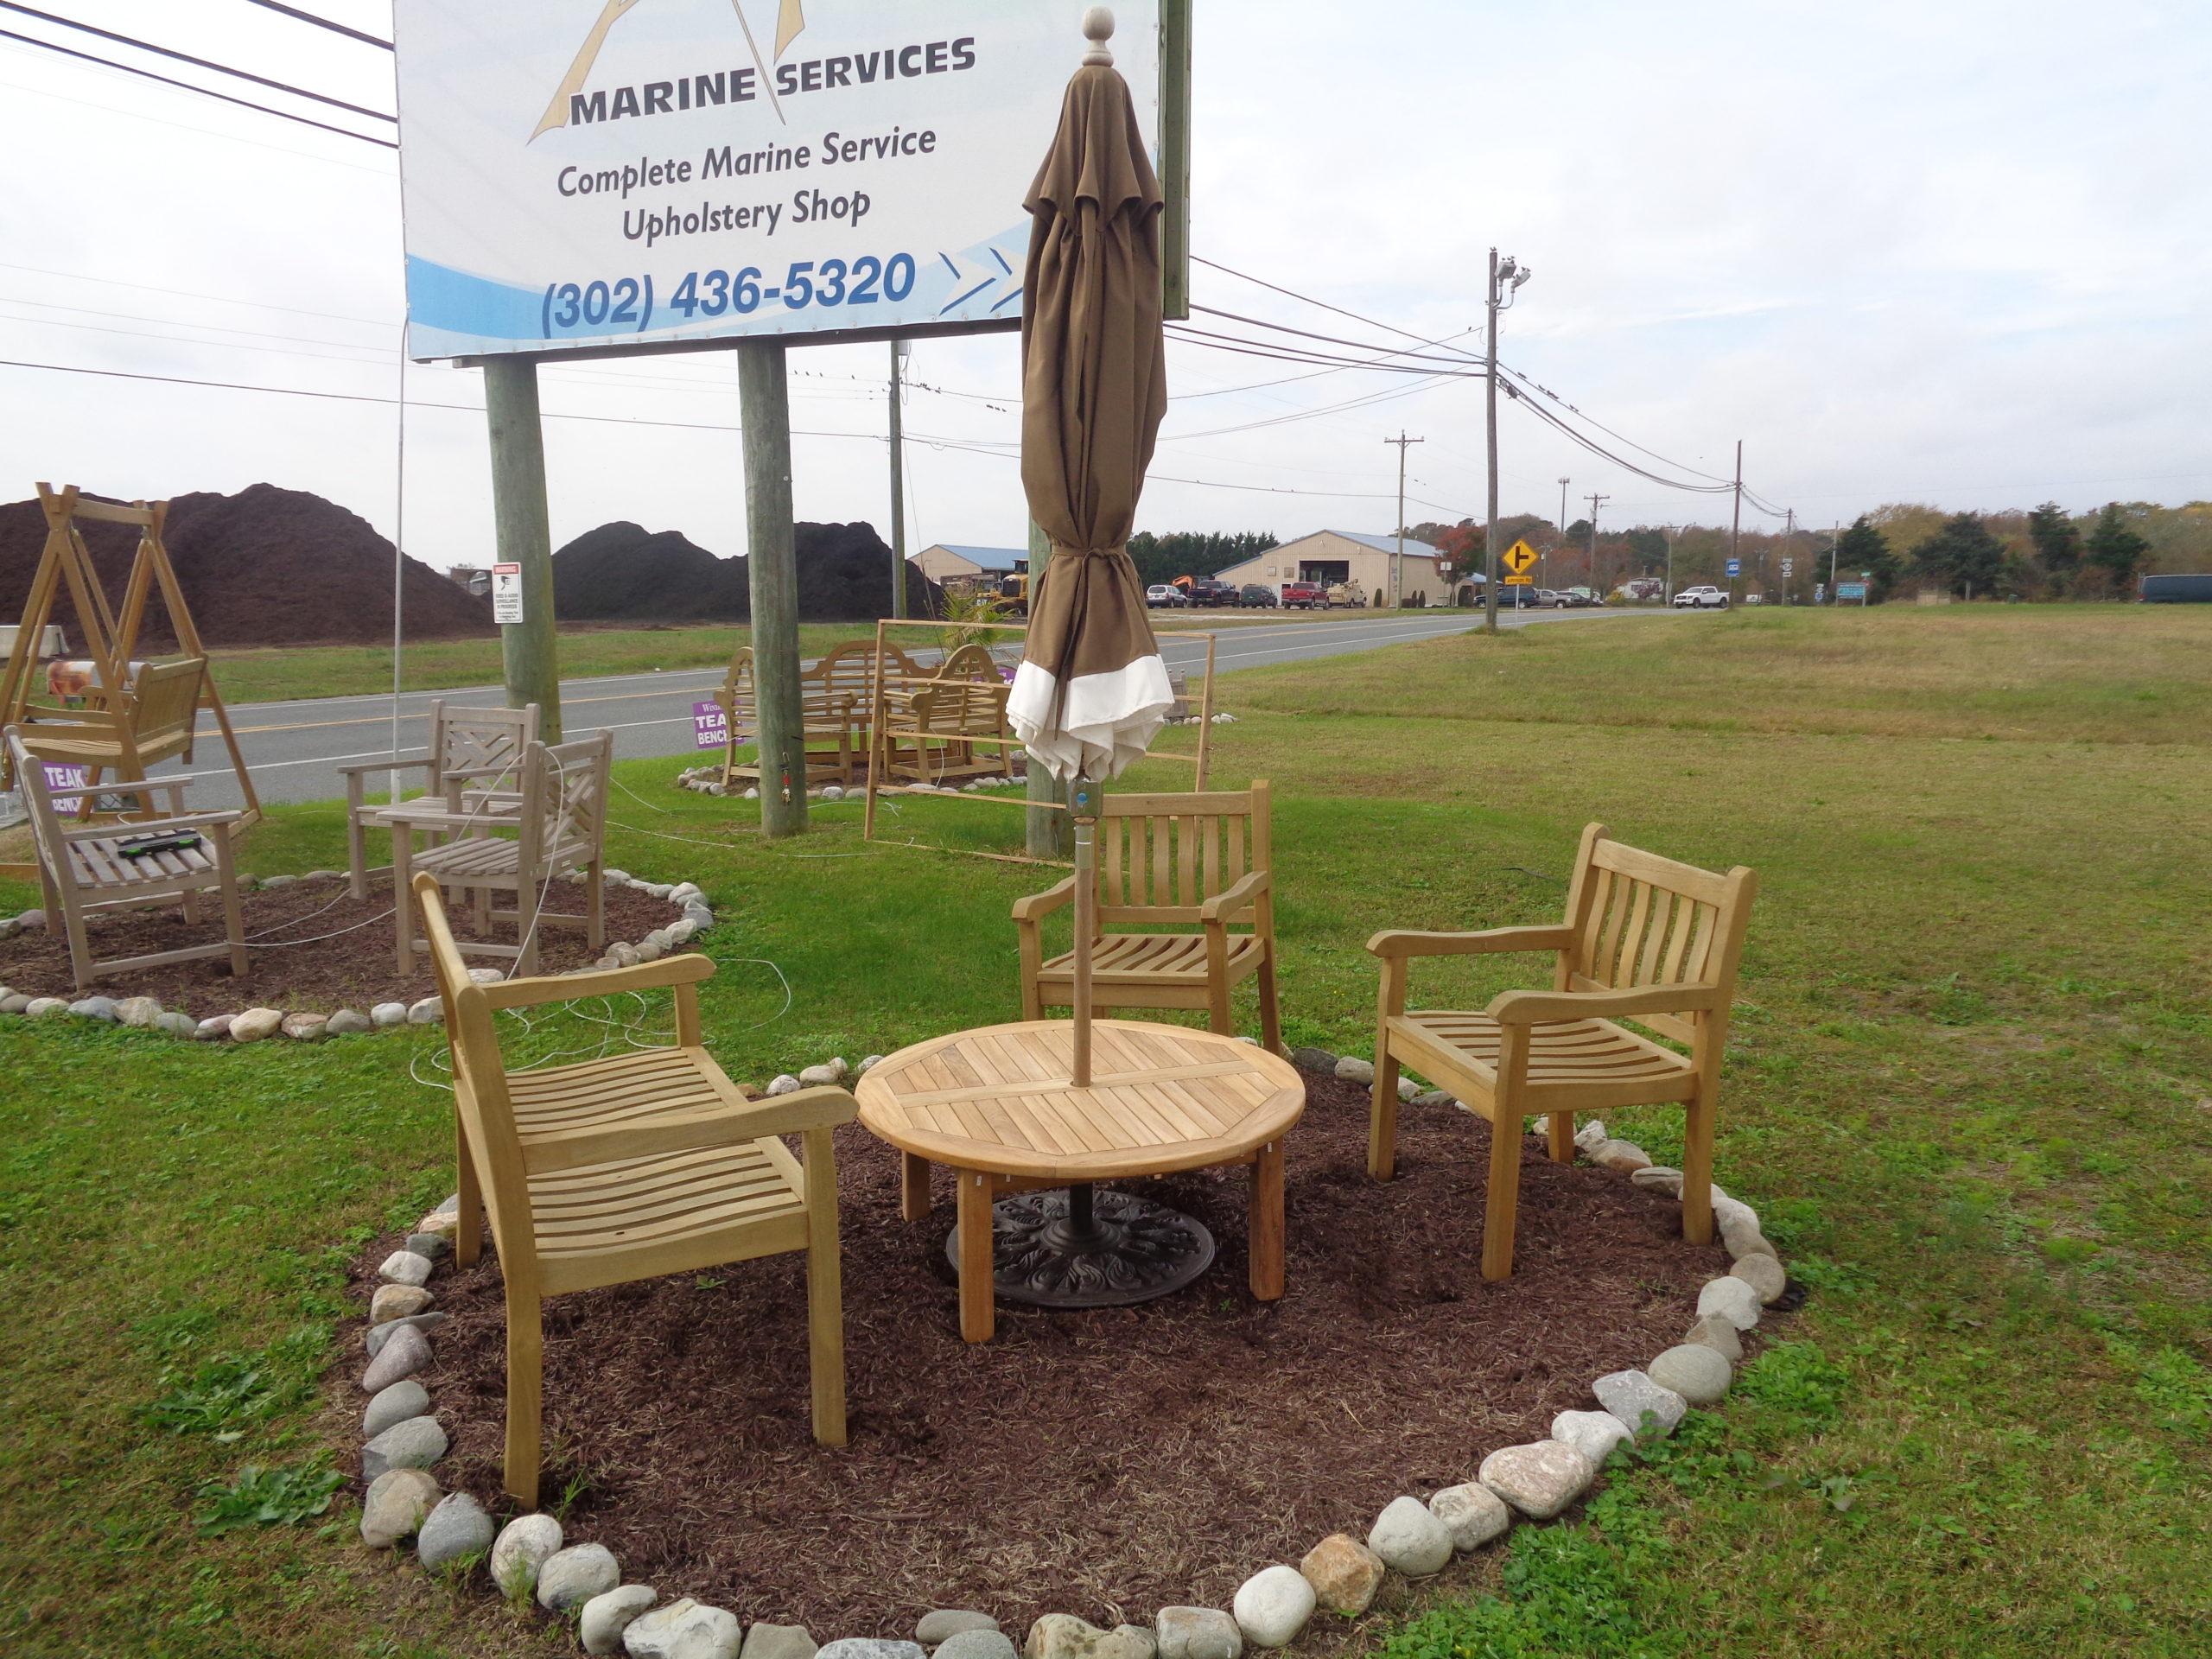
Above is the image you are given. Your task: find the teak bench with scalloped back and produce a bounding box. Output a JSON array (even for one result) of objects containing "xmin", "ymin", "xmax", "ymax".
[{"xmin": 1365, "ymin": 823, "xmax": 1757, "ymax": 1281}]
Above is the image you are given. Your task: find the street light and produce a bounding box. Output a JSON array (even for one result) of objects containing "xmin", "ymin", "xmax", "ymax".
[{"xmin": 1482, "ymin": 250, "xmax": 1531, "ymax": 633}]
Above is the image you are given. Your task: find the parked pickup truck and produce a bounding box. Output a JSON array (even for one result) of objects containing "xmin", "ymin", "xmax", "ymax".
[
  {"xmin": 1672, "ymin": 585, "xmax": 1730, "ymax": 609},
  {"xmin": 1278, "ymin": 581, "xmax": 1330, "ymax": 609},
  {"xmin": 1185, "ymin": 579, "xmax": 1241, "ymax": 607}
]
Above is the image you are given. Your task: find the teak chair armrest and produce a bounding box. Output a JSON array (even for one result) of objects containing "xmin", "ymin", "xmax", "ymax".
[
  {"xmin": 1367, "ymin": 924, "xmax": 1579, "ymax": 959},
  {"xmin": 1199, "ymin": 869, "xmax": 1270, "ymax": 921},
  {"xmin": 519, "ymin": 1084, "xmax": 859, "ymax": 1175},
  {"xmin": 56, "ymin": 808, "xmax": 244, "ymax": 842},
  {"xmin": 1485, "ymin": 982, "xmax": 1725, "ymax": 1026},
  {"xmin": 474, "ymin": 951, "xmax": 717, "ymax": 1012},
  {"xmin": 334, "ymin": 753, "xmax": 436, "ymax": 778},
  {"xmin": 1012, "ymin": 875, "xmax": 1080, "ymax": 922},
  {"xmin": 372, "ymin": 804, "xmax": 504, "ymax": 831}
]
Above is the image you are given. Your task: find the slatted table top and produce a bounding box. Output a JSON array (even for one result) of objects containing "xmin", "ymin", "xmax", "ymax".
[{"xmin": 855, "ymin": 1019, "xmax": 1306, "ymax": 1182}]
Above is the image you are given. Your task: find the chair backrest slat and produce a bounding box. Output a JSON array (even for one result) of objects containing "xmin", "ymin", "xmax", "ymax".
[
  {"xmin": 431, "ymin": 700, "xmax": 537, "ymax": 796},
  {"xmin": 4, "ymin": 728, "xmax": 67, "ymax": 874},
  {"xmin": 1090, "ymin": 782, "xmax": 1270, "ymax": 925},
  {"xmin": 1560, "ymin": 827, "xmax": 1754, "ymax": 1050}
]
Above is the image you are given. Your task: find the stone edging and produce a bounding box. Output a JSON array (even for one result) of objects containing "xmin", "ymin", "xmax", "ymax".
[
  {"xmin": 0, "ymin": 869, "xmax": 717, "ymax": 1044},
  {"xmin": 349, "ymin": 1046, "xmax": 1791, "ymax": 1659}
]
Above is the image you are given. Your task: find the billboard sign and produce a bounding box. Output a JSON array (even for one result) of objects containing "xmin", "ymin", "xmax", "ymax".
[{"xmin": 393, "ymin": 0, "xmax": 1162, "ymax": 360}]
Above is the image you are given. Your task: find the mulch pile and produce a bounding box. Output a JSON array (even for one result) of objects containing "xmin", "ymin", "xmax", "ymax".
[
  {"xmin": 352, "ymin": 1075, "xmax": 1759, "ymax": 1639},
  {"xmin": 0, "ymin": 872, "xmax": 687, "ymax": 1015},
  {"xmin": 553, "ymin": 519, "xmax": 941, "ymax": 623},
  {"xmin": 0, "ymin": 484, "xmax": 493, "ymax": 650}
]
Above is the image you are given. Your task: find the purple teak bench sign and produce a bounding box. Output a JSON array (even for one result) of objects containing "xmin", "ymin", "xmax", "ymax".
[{"xmin": 692, "ymin": 700, "xmax": 729, "ymax": 749}]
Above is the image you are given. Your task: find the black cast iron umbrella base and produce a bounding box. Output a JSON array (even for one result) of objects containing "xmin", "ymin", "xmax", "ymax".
[{"xmin": 944, "ymin": 1183, "xmax": 1217, "ymax": 1309}]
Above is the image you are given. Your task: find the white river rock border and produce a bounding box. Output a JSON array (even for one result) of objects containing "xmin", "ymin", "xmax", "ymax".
[
  {"xmin": 0, "ymin": 869, "xmax": 717, "ymax": 1041},
  {"xmin": 341, "ymin": 1045, "xmax": 1795, "ymax": 1659}
]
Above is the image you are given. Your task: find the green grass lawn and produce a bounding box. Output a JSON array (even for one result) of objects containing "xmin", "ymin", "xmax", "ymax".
[{"xmin": 3, "ymin": 605, "xmax": 2208, "ymax": 1655}]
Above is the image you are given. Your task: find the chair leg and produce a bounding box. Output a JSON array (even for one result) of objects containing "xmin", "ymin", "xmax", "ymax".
[
  {"xmin": 346, "ymin": 810, "xmax": 367, "ymax": 900},
  {"xmin": 1367, "ymin": 1039, "xmax": 1400, "ymax": 1180},
  {"xmin": 900, "ymin": 1152, "xmax": 932, "ymax": 1221},
  {"xmin": 1681, "ymin": 1082, "xmax": 1717, "ymax": 1246},
  {"xmin": 1206, "ymin": 971, "xmax": 1234, "ymax": 1035},
  {"xmin": 502, "ymin": 1289, "xmax": 544, "ymax": 1510},
  {"xmin": 587, "ymin": 859, "xmax": 605, "ymax": 952},
  {"xmin": 956, "ymin": 1168, "xmax": 995, "ymax": 1343},
  {"xmin": 1256, "ymin": 943, "xmax": 1282, "ymax": 1053},
  {"xmin": 517, "ymin": 882, "xmax": 541, "ymax": 980},
  {"xmin": 181, "ymin": 885, "xmax": 200, "ymax": 925},
  {"xmin": 1481, "ymin": 1108, "xmax": 1524, "ymax": 1281},
  {"xmin": 806, "ymin": 1189, "xmax": 848, "ymax": 1447},
  {"xmin": 1249, "ymin": 1139, "xmax": 1286, "ymax": 1300},
  {"xmin": 1020, "ymin": 970, "xmax": 1045, "ymax": 1022},
  {"xmin": 392, "ymin": 838, "xmax": 416, "ymax": 975},
  {"xmin": 1547, "ymin": 1113, "xmax": 1576, "ymax": 1162},
  {"xmin": 60, "ymin": 898, "xmax": 96, "ymax": 995},
  {"xmin": 452, "ymin": 1105, "xmax": 483, "ymax": 1262}
]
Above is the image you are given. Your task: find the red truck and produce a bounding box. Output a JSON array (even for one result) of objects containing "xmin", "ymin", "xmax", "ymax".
[{"xmin": 1279, "ymin": 581, "xmax": 1330, "ymax": 609}]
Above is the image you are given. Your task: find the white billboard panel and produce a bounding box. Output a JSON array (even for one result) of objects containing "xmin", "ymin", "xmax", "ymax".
[{"xmin": 394, "ymin": 0, "xmax": 1160, "ymax": 360}]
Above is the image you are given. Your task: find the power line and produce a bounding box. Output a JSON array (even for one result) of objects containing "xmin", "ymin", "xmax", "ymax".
[
  {"xmin": 239, "ymin": 0, "xmax": 392, "ymax": 50},
  {"xmin": 1192, "ymin": 254, "xmax": 1476, "ymax": 360},
  {"xmin": 0, "ymin": 26, "xmax": 396, "ymax": 146},
  {"xmin": 0, "ymin": 2, "xmax": 396, "ymax": 120},
  {"xmin": 1190, "ymin": 305, "xmax": 1484, "ymax": 370}
]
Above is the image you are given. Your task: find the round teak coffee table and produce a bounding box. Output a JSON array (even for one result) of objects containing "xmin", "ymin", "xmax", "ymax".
[{"xmin": 855, "ymin": 1018, "xmax": 1306, "ymax": 1342}]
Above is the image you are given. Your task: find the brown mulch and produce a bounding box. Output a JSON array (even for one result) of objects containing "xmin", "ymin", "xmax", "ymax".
[
  {"xmin": 347, "ymin": 1075, "xmax": 1764, "ymax": 1638},
  {"xmin": 0, "ymin": 872, "xmax": 689, "ymax": 1016}
]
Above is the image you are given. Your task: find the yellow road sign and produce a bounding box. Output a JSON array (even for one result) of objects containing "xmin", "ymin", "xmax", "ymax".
[
  {"xmin": 1505, "ymin": 574, "xmax": 1535, "ymax": 586},
  {"xmin": 1503, "ymin": 539, "xmax": 1538, "ymax": 575}
]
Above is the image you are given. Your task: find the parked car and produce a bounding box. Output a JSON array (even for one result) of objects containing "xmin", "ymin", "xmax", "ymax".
[
  {"xmin": 1530, "ymin": 588, "xmax": 1570, "ymax": 608},
  {"xmin": 1185, "ymin": 579, "xmax": 1241, "ymax": 607},
  {"xmin": 1237, "ymin": 584, "xmax": 1278, "ymax": 607},
  {"xmin": 1145, "ymin": 583, "xmax": 1186, "ymax": 608},
  {"xmin": 1279, "ymin": 581, "xmax": 1330, "ymax": 609},
  {"xmin": 1673, "ymin": 585, "xmax": 1730, "ymax": 609}
]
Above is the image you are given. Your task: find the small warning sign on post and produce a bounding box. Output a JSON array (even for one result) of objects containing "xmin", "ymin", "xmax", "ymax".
[
  {"xmin": 1503, "ymin": 540, "xmax": 1539, "ymax": 575},
  {"xmin": 490, "ymin": 563, "xmax": 524, "ymax": 626},
  {"xmin": 691, "ymin": 699, "xmax": 729, "ymax": 750}
]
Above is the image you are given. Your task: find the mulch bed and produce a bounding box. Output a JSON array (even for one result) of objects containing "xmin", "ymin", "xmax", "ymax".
[
  {"xmin": 346, "ymin": 1074, "xmax": 1763, "ymax": 1640},
  {"xmin": 0, "ymin": 872, "xmax": 688, "ymax": 1016}
]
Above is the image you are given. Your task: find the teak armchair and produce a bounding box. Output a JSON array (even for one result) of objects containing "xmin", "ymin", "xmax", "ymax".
[
  {"xmin": 337, "ymin": 700, "xmax": 538, "ymax": 899},
  {"xmin": 417, "ymin": 872, "xmax": 855, "ymax": 1509},
  {"xmin": 1366, "ymin": 823, "xmax": 1756, "ymax": 1279},
  {"xmin": 7, "ymin": 726, "xmax": 246, "ymax": 991},
  {"xmin": 385, "ymin": 731, "xmax": 611, "ymax": 976},
  {"xmin": 873, "ymin": 642, "xmax": 1019, "ymax": 788},
  {"xmin": 1014, "ymin": 782, "xmax": 1281, "ymax": 1050}
]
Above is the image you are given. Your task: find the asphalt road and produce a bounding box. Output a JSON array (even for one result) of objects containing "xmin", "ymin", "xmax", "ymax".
[{"xmin": 157, "ymin": 606, "xmax": 1678, "ymax": 810}]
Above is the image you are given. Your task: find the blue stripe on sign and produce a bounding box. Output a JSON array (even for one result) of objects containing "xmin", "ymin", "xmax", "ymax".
[{"xmin": 406, "ymin": 257, "xmax": 545, "ymax": 342}]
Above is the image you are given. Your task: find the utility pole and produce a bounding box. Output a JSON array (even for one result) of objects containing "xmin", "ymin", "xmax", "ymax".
[
  {"xmin": 1828, "ymin": 518, "xmax": 1840, "ymax": 603},
  {"xmin": 1554, "ymin": 476, "xmax": 1568, "ymax": 592},
  {"xmin": 1729, "ymin": 439, "xmax": 1744, "ymax": 586},
  {"xmin": 1779, "ymin": 506, "xmax": 1796, "ymax": 603},
  {"xmin": 740, "ymin": 340, "xmax": 805, "ymax": 838},
  {"xmin": 887, "ymin": 339, "xmax": 910, "ymax": 619},
  {"xmin": 1662, "ymin": 524, "xmax": 1677, "ymax": 601},
  {"xmin": 1384, "ymin": 430, "xmax": 1422, "ymax": 610},
  {"xmin": 1477, "ymin": 250, "xmax": 1529, "ymax": 630},
  {"xmin": 1584, "ymin": 493, "xmax": 1608, "ymax": 592},
  {"xmin": 482, "ymin": 357, "xmax": 563, "ymax": 741}
]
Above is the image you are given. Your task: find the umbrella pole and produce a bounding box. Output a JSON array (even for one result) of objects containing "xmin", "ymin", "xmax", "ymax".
[{"xmin": 1071, "ymin": 772, "xmax": 1097, "ymax": 1087}]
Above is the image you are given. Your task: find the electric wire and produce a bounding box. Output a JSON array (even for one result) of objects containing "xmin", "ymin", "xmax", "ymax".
[
  {"xmin": 239, "ymin": 0, "xmax": 392, "ymax": 50},
  {"xmin": 0, "ymin": 26, "xmax": 396, "ymax": 145},
  {"xmin": 0, "ymin": 2, "xmax": 396, "ymax": 120}
]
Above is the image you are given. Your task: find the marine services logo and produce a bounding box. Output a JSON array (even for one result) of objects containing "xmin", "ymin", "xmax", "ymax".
[{"xmin": 533, "ymin": 0, "xmax": 807, "ymax": 138}]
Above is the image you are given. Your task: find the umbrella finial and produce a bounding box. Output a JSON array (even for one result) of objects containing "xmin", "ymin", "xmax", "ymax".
[{"xmin": 1081, "ymin": 5, "xmax": 1115, "ymax": 66}]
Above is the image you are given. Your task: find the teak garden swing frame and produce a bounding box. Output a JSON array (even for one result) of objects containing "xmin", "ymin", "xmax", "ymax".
[{"xmin": 0, "ymin": 485, "xmax": 262, "ymax": 861}]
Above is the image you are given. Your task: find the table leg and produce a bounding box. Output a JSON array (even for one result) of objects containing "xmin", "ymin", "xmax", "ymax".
[
  {"xmin": 900, "ymin": 1152, "xmax": 932, "ymax": 1221},
  {"xmin": 956, "ymin": 1168, "xmax": 995, "ymax": 1343},
  {"xmin": 1249, "ymin": 1140, "xmax": 1285, "ymax": 1300}
]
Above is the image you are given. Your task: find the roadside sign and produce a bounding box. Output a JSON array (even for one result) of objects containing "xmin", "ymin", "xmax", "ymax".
[
  {"xmin": 691, "ymin": 698, "xmax": 729, "ymax": 749},
  {"xmin": 1837, "ymin": 582, "xmax": 1867, "ymax": 600},
  {"xmin": 42, "ymin": 761, "xmax": 90, "ymax": 815},
  {"xmin": 1815, "ymin": 582, "xmax": 1827, "ymax": 603},
  {"xmin": 1504, "ymin": 574, "xmax": 1534, "ymax": 586},
  {"xmin": 1781, "ymin": 557, "xmax": 1795, "ymax": 578},
  {"xmin": 490, "ymin": 562, "xmax": 524, "ymax": 625},
  {"xmin": 1502, "ymin": 539, "xmax": 1538, "ymax": 575},
  {"xmin": 1725, "ymin": 558, "xmax": 1741, "ymax": 577}
]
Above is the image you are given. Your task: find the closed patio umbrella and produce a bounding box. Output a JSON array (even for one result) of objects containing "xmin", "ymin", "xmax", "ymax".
[{"xmin": 1007, "ymin": 4, "xmax": 1173, "ymax": 1089}]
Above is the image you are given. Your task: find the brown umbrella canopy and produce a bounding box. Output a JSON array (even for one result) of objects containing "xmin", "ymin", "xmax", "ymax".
[{"xmin": 1006, "ymin": 19, "xmax": 1173, "ymax": 782}]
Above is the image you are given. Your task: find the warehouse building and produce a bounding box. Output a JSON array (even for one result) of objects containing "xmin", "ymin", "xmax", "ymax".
[
  {"xmin": 1211, "ymin": 529, "xmax": 1457, "ymax": 607},
  {"xmin": 910, "ymin": 543, "xmax": 1027, "ymax": 587}
]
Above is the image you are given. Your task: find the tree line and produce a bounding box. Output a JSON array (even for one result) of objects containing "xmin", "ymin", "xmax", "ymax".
[{"xmin": 1123, "ymin": 530, "xmax": 1277, "ymax": 588}]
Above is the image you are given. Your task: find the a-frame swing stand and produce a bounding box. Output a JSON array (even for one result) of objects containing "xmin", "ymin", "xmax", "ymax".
[{"xmin": 1, "ymin": 483, "xmax": 261, "ymax": 876}]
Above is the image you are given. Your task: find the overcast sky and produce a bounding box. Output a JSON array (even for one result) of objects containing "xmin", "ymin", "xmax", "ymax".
[{"xmin": 1, "ymin": 0, "xmax": 2202, "ymax": 572}]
